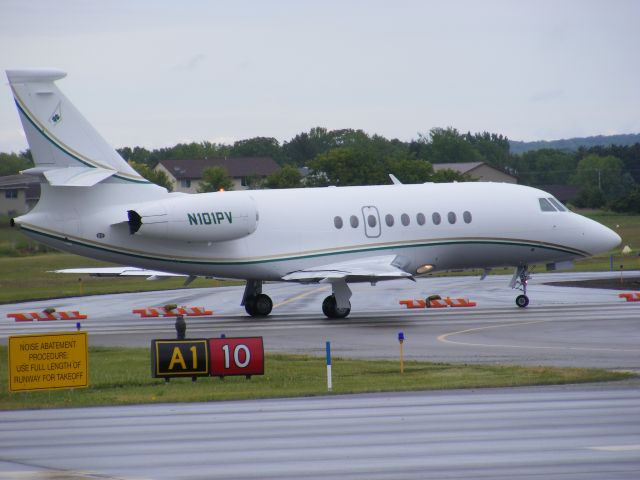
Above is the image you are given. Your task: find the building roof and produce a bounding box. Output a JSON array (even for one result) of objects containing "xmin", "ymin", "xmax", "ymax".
[
  {"xmin": 432, "ymin": 162, "xmax": 517, "ymax": 181},
  {"xmin": 431, "ymin": 162, "xmax": 486, "ymax": 174},
  {"xmin": 0, "ymin": 174, "xmax": 40, "ymax": 189},
  {"xmin": 158, "ymin": 158, "xmax": 280, "ymax": 179},
  {"xmin": 0, "ymin": 174, "xmax": 41, "ymax": 201}
]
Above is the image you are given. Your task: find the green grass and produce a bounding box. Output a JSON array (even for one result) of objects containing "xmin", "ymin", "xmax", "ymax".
[
  {"xmin": 572, "ymin": 210, "xmax": 640, "ymax": 272},
  {"xmin": 0, "ymin": 216, "xmax": 57, "ymax": 257},
  {"xmin": 0, "ymin": 253, "xmax": 240, "ymax": 304},
  {"xmin": 0, "ymin": 346, "xmax": 632, "ymax": 410}
]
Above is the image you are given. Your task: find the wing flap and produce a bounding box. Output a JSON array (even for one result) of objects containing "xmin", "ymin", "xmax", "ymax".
[
  {"xmin": 52, "ymin": 267, "xmax": 186, "ymax": 278},
  {"xmin": 281, "ymin": 255, "xmax": 413, "ymax": 283}
]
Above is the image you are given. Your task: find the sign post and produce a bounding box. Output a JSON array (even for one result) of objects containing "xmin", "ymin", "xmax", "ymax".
[
  {"xmin": 398, "ymin": 332, "xmax": 405, "ymax": 374},
  {"xmin": 8, "ymin": 332, "xmax": 88, "ymax": 392},
  {"xmin": 326, "ymin": 341, "xmax": 332, "ymax": 391}
]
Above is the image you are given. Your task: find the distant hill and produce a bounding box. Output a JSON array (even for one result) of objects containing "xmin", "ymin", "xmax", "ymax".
[{"xmin": 509, "ymin": 133, "xmax": 640, "ymax": 155}]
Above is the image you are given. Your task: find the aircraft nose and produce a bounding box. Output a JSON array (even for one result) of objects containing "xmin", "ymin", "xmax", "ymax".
[{"xmin": 590, "ymin": 221, "xmax": 621, "ymax": 255}]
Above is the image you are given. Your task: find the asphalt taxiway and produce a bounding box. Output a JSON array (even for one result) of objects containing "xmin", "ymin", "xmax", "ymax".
[
  {"xmin": 1, "ymin": 272, "xmax": 639, "ymax": 369},
  {"xmin": 1, "ymin": 386, "xmax": 639, "ymax": 479}
]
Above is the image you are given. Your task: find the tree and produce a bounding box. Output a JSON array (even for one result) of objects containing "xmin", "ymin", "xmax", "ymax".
[
  {"xmin": 510, "ymin": 149, "xmax": 577, "ymax": 186},
  {"xmin": 384, "ymin": 156, "xmax": 433, "ymax": 184},
  {"xmin": 0, "ymin": 151, "xmax": 33, "ymax": 176},
  {"xmin": 411, "ymin": 127, "xmax": 483, "ymax": 164},
  {"xmin": 610, "ymin": 187, "xmax": 640, "ymax": 213},
  {"xmin": 197, "ymin": 166, "xmax": 234, "ymax": 192},
  {"xmin": 230, "ymin": 137, "xmax": 281, "ymax": 161},
  {"xmin": 265, "ymin": 165, "xmax": 302, "ymax": 189},
  {"xmin": 572, "ymin": 186, "xmax": 606, "ymax": 209},
  {"xmin": 308, "ymin": 147, "xmax": 387, "ymax": 186},
  {"xmin": 571, "ymin": 154, "xmax": 632, "ymax": 203},
  {"xmin": 128, "ymin": 161, "xmax": 173, "ymax": 191},
  {"xmin": 464, "ymin": 131, "xmax": 510, "ymax": 169},
  {"xmin": 118, "ymin": 146, "xmax": 152, "ymax": 166}
]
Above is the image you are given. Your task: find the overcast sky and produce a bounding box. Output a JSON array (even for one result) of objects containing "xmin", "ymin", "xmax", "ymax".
[{"xmin": 1, "ymin": 0, "xmax": 639, "ymax": 153}]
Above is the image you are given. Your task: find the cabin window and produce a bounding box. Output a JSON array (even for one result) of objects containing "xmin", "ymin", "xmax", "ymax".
[
  {"xmin": 368, "ymin": 215, "xmax": 377, "ymax": 228},
  {"xmin": 539, "ymin": 198, "xmax": 556, "ymax": 212},
  {"xmin": 463, "ymin": 211, "xmax": 472, "ymax": 223},
  {"xmin": 416, "ymin": 213, "xmax": 426, "ymax": 225},
  {"xmin": 385, "ymin": 214, "xmax": 394, "ymax": 227},
  {"xmin": 5, "ymin": 190, "xmax": 18, "ymax": 199},
  {"xmin": 548, "ymin": 197, "xmax": 567, "ymax": 212},
  {"xmin": 334, "ymin": 216, "xmax": 343, "ymax": 229},
  {"xmin": 401, "ymin": 213, "xmax": 410, "ymax": 226},
  {"xmin": 180, "ymin": 179, "xmax": 191, "ymax": 188},
  {"xmin": 432, "ymin": 212, "xmax": 441, "ymax": 225},
  {"xmin": 350, "ymin": 215, "xmax": 359, "ymax": 228},
  {"xmin": 448, "ymin": 212, "xmax": 457, "ymax": 224}
]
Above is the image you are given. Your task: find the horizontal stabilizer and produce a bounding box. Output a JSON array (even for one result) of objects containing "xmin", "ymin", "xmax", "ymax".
[
  {"xmin": 282, "ymin": 255, "xmax": 413, "ymax": 283},
  {"xmin": 22, "ymin": 166, "xmax": 117, "ymax": 186}
]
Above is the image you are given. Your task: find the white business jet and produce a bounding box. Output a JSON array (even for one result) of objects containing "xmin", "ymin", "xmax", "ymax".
[{"xmin": 5, "ymin": 70, "xmax": 621, "ymax": 318}]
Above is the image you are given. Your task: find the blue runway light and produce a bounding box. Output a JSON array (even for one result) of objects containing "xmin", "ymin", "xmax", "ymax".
[{"xmin": 398, "ymin": 331, "xmax": 404, "ymax": 343}]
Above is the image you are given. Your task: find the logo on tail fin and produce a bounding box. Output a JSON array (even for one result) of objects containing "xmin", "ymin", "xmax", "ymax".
[{"xmin": 49, "ymin": 101, "xmax": 62, "ymax": 125}]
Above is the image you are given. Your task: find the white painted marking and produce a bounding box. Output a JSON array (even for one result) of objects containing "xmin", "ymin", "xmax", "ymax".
[{"xmin": 589, "ymin": 444, "xmax": 640, "ymax": 452}]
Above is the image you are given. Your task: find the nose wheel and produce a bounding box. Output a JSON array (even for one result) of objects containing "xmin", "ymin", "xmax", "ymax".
[{"xmin": 511, "ymin": 265, "xmax": 532, "ymax": 308}]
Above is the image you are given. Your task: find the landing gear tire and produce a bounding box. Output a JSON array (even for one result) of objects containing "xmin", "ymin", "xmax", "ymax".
[
  {"xmin": 254, "ymin": 293, "xmax": 273, "ymax": 316},
  {"xmin": 515, "ymin": 294, "xmax": 529, "ymax": 308},
  {"xmin": 244, "ymin": 296, "xmax": 256, "ymax": 316},
  {"xmin": 245, "ymin": 294, "xmax": 273, "ymax": 317},
  {"xmin": 322, "ymin": 295, "xmax": 351, "ymax": 319}
]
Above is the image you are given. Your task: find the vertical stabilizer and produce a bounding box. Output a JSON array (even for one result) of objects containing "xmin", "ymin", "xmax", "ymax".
[{"xmin": 6, "ymin": 69, "xmax": 146, "ymax": 185}]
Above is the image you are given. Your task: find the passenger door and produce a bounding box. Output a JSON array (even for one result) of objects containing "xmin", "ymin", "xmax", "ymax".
[{"xmin": 361, "ymin": 206, "xmax": 381, "ymax": 238}]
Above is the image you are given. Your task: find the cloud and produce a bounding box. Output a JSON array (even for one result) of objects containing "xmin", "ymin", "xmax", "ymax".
[
  {"xmin": 171, "ymin": 53, "xmax": 206, "ymax": 72},
  {"xmin": 529, "ymin": 89, "xmax": 565, "ymax": 103}
]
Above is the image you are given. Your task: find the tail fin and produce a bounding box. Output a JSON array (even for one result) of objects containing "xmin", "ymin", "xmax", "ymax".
[{"xmin": 6, "ymin": 69, "xmax": 147, "ymax": 186}]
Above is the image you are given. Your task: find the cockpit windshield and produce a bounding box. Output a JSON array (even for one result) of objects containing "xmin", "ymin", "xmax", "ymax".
[
  {"xmin": 539, "ymin": 197, "xmax": 568, "ymax": 212},
  {"xmin": 547, "ymin": 197, "xmax": 567, "ymax": 211},
  {"xmin": 539, "ymin": 198, "xmax": 556, "ymax": 211}
]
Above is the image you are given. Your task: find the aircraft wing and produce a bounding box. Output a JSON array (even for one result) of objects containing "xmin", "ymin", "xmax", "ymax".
[
  {"xmin": 281, "ymin": 255, "xmax": 414, "ymax": 283},
  {"xmin": 52, "ymin": 267, "xmax": 186, "ymax": 278}
]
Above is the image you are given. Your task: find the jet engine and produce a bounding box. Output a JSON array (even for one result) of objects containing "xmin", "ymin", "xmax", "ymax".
[{"xmin": 125, "ymin": 192, "xmax": 258, "ymax": 242}]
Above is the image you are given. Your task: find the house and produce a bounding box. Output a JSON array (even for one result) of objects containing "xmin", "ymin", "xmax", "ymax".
[
  {"xmin": 155, "ymin": 157, "xmax": 281, "ymax": 193},
  {"xmin": 432, "ymin": 162, "xmax": 517, "ymax": 183},
  {"xmin": 0, "ymin": 174, "xmax": 40, "ymax": 216}
]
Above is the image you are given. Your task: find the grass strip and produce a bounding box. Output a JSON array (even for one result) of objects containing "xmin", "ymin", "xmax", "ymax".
[
  {"xmin": 0, "ymin": 346, "xmax": 633, "ymax": 410},
  {"xmin": 0, "ymin": 254, "xmax": 239, "ymax": 304}
]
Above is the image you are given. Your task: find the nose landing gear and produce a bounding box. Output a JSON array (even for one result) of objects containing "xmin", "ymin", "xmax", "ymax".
[{"xmin": 511, "ymin": 265, "xmax": 531, "ymax": 308}]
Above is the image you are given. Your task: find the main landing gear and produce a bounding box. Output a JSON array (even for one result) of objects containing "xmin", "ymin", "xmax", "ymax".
[
  {"xmin": 242, "ymin": 279, "xmax": 353, "ymax": 319},
  {"xmin": 322, "ymin": 295, "xmax": 351, "ymax": 319},
  {"xmin": 511, "ymin": 265, "xmax": 531, "ymax": 308},
  {"xmin": 242, "ymin": 280, "xmax": 273, "ymax": 317},
  {"xmin": 322, "ymin": 280, "xmax": 352, "ymax": 319}
]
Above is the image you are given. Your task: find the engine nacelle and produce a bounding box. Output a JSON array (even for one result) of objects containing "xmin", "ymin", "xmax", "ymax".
[{"xmin": 127, "ymin": 192, "xmax": 258, "ymax": 242}]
